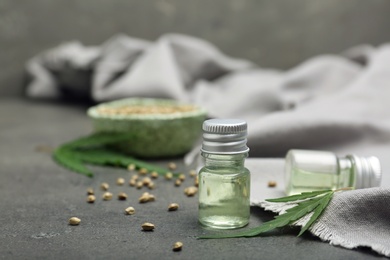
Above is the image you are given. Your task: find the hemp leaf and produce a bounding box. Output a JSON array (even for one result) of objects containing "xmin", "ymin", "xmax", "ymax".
[
  {"xmin": 53, "ymin": 133, "xmax": 176, "ymax": 177},
  {"xmin": 198, "ymin": 189, "xmax": 336, "ymax": 239}
]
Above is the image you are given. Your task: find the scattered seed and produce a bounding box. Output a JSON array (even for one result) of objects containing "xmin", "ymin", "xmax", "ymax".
[
  {"xmin": 100, "ymin": 182, "xmax": 109, "ymax": 191},
  {"xmin": 125, "ymin": 206, "xmax": 135, "ymax": 215},
  {"xmin": 194, "ymin": 176, "xmax": 199, "ymax": 187},
  {"xmin": 184, "ymin": 186, "xmax": 198, "ymax": 197},
  {"xmin": 150, "ymin": 171, "xmax": 159, "ymax": 179},
  {"xmin": 147, "ymin": 182, "xmax": 155, "ymax": 190},
  {"xmin": 173, "ymin": 242, "xmax": 183, "ymax": 251},
  {"xmin": 139, "ymin": 195, "xmax": 149, "ymax": 203},
  {"xmin": 102, "ymin": 192, "xmax": 113, "ymax": 201},
  {"xmin": 69, "ymin": 217, "xmax": 81, "ymax": 226},
  {"xmin": 148, "ymin": 194, "xmax": 155, "ymax": 201},
  {"xmin": 174, "ymin": 179, "xmax": 182, "ymax": 187},
  {"xmin": 139, "ymin": 168, "xmax": 148, "ymax": 175},
  {"xmin": 131, "ymin": 174, "xmax": 139, "ymax": 180},
  {"xmin": 136, "ymin": 181, "xmax": 143, "ymax": 189},
  {"xmin": 189, "ymin": 170, "xmax": 197, "ymax": 177},
  {"xmin": 168, "ymin": 162, "xmax": 177, "ymax": 170},
  {"xmin": 168, "ymin": 203, "xmax": 179, "ymax": 211},
  {"xmin": 86, "ymin": 188, "xmax": 94, "ymax": 195},
  {"xmin": 117, "ymin": 177, "xmax": 125, "ymax": 186},
  {"xmin": 141, "ymin": 222, "xmax": 155, "ymax": 231},
  {"xmin": 139, "ymin": 192, "xmax": 155, "ymax": 203},
  {"xmin": 268, "ymin": 181, "xmax": 277, "ymax": 187},
  {"xmin": 129, "ymin": 179, "xmax": 136, "ymax": 187},
  {"xmin": 118, "ymin": 192, "xmax": 128, "ymax": 200},
  {"xmin": 178, "ymin": 173, "xmax": 186, "ymax": 181},
  {"xmin": 142, "ymin": 177, "xmax": 152, "ymax": 186},
  {"xmin": 165, "ymin": 172, "xmax": 173, "ymax": 180},
  {"xmin": 127, "ymin": 164, "xmax": 136, "ymax": 171},
  {"xmin": 87, "ymin": 195, "xmax": 96, "ymax": 203}
]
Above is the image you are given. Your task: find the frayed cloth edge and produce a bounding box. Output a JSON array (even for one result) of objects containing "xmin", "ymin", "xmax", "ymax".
[
  {"xmin": 256, "ymin": 201, "xmax": 390, "ymax": 257},
  {"xmin": 309, "ymin": 222, "xmax": 390, "ymax": 257}
]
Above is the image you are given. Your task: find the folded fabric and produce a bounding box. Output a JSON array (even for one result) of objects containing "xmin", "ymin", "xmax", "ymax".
[
  {"xmin": 258, "ymin": 187, "xmax": 390, "ymax": 257},
  {"xmin": 25, "ymin": 34, "xmax": 390, "ymax": 160}
]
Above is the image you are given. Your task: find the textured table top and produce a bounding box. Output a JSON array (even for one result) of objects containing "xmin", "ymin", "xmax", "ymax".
[{"xmin": 0, "ymin": 98, "xmax": 385, "ymax": 259}]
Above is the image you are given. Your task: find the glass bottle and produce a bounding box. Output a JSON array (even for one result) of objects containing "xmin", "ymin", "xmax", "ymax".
[
  {"xmin": 198, "ymin": 119, "xmax": 250, "ymax": 229},
  {"xmin": 285, "ymin": 149, "xmax": 382, "ymax": 196}
]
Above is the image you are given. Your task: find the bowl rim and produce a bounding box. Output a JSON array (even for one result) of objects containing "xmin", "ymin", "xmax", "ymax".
[{"xmin": 87, "ymin": 98, "xmax": 207, "ymax": 120}]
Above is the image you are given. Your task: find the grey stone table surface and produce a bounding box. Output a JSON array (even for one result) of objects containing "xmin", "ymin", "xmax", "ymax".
[{"xmin": 0, "ymin": 97, "xmax": 386, "ymax": 260}]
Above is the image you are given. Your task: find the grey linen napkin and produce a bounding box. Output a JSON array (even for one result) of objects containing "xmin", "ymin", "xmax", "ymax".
[
  {"xmin": 259, "ymin": 187, "xmax": 390, "ymax": 257},
  {"xmin": 248, "ymin": 159, "xmax": 390, "ymax": 257},
  {"xmin": 25, "ymin": 34, "xmax": 390, "ymax": 256}
]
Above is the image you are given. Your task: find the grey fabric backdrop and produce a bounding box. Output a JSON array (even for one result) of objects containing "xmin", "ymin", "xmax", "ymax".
[{"xmin": 2, "ymin": 0, "xmax": 390, "ymax": 96}]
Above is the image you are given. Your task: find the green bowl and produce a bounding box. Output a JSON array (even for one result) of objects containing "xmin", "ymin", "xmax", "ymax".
[{"xmin": 87, "ymin": 98, "xmax": 207, "ymax": 158}]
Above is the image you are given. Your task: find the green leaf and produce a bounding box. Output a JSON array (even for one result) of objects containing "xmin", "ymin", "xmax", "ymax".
[
  {"xmin": 53, "ymin": 133, "xmax": 175, "ymax": 177},
  {"xmin": 297, "ymin": 191, "xmax": 333, "ymax": 236},
  {"xmin": 266, "ymin": 190, "xmax": 332, "ymax": 202},
  {"xmin": 198, "ymin": 190, "xmax": 335, "ymax": 239},
  {"xmin": 53, "ymin": 148, "xmax": 93, "ymax": 177}
]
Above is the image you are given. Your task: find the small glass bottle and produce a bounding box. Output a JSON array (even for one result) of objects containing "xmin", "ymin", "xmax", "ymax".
[
  {"xmin": 198, "ymin": 119, "xmax": 250, "ymax": 229},
  {"xmin": 285, "ymin": 149, "xmax": 382, "ymax": 196}
]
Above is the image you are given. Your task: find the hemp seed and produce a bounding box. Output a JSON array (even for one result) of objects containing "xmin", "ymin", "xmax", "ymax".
[
  {"xmin": 168, "ymin": 203, "xmax": 179, "ymax": 211},
  {"xmin": 139, "ymin": 192, "xmax": 155, "ymax": 203},
  {"xmin": 268, "ymin": 181, "xmax": 277, "ymax": 187},
  {"xmin": 142, "ymin": 177, "xmax": 152, "ymax": 186},
  {"xmin": 69, "ymin": 217, "xmax": 81, "ymax": 226},
  {"xmin": 129, "ymin": 179, "xmax": 136, "ymax": 187},
  {"xmin": 141, "ymin": 222, "xmax": 155, "ymax": 231},
  {"xmin": 117, "ymin": 177, "xmax": 125, "ymax": 186},
  {"xmin": 184, "ymin": 186, "xmax": 198, "ymax": 197},
  {"xmin": 173, "ymin": 241, "xmax": 183, "ymax": 251},
  {"xmin": 194, "ymin": 176, "xmax": 199, "ymax": 187},
  {"xmin": 168, "ymin": 162, "xmax": 177, "ymax": 170},
  {"xmin": 87, "ymin": 195, "xmax": 96, "ymax": 203},
  {"xmin": 174, "ymin": 179, "xmax": 182, "ymax": 187},
  {"xmin": 100, "ymin": 182, "xmax": 109, "ymax": 191},
  {"xmin": 139, "ymin": 168, "xmax": 148, "ymax": 175},
  {"xmin": 136, "ymin": 181, "xmax": 143, "ymax": 189},
  {"xmin": 86, "ymin": 188, "xmax": 94, "ymax": 195},
  {"xmin": 150, "ymin": 171, "xmax": 159, "ymax": 179},
  {"xmin": 148, "ymin": 194, "xmax": 155, "ymax": 201},
  {"xmin": 125, "ymin": 206, "xmax": 135, "ymax": 215},
  {"xmin": 165, "ymin": 172, "xmax": 173, "ymax": 180},
  {"xmin": 178, "ymin": 173, "xmax": 186, "ymax": 181},
  {"xmin": 127, "ymin": 164, "xmax": 136, "ymax": 171},
  {"xmin": 147, "ymin": 182, "xmax": 155, "ymax": 190},
  {"xmin": 118, "ymin": 192, "xmax": 128, "ymax": 200},
  {"xmin": 102, "ymin": 192, "xmax": 113, "ymax": 201},
  {"xmin": 189, "ymin": 170, "xmax": 197, "ymax": 177}
]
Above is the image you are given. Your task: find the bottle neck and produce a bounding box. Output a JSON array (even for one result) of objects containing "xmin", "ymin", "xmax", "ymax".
[{"xmin": 201, "ymin": 152, "xmax": 247, "ymax": 168}]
